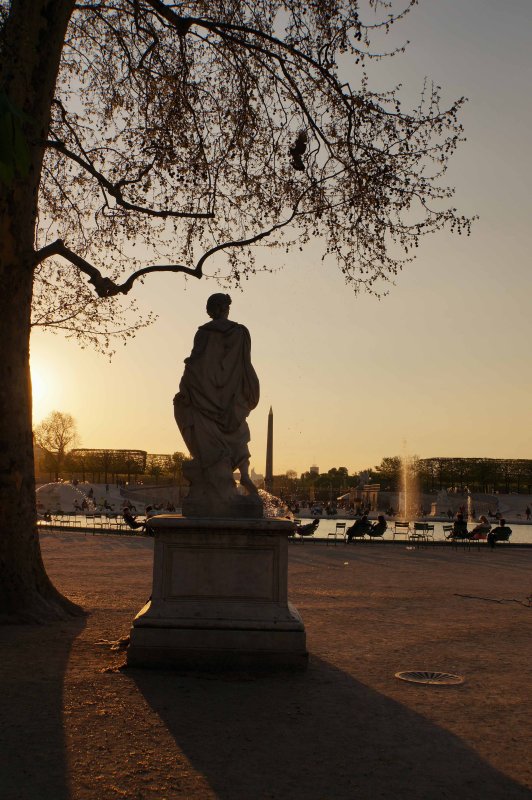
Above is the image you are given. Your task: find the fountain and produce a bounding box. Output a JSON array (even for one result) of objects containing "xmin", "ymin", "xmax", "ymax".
[
  {"xmin": 36, "ymin": 482, "xmax": 96, "ymax": 512},
  {"xmin": 398, "ymin": 449, "xmax": 420, "ymax": 521},
  {"xmin": 257, "ymin": 489, "xmax": 292, "ymax": 519},
  {"xmin": 467, "ymin": 490, "xmax": 473, "ymax": 522}
]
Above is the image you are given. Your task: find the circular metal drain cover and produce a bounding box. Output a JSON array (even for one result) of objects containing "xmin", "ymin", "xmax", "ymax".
[{"xmin": 395, "ymin": 670, "xmax": 464, "ymax": 685}]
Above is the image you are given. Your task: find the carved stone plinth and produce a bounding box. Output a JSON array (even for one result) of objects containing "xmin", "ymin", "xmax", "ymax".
[{"xmin": 127, "ymin": 516, "xmax": 308, "ymax": 670}]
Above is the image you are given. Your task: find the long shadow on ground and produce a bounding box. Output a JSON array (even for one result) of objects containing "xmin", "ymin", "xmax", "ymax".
[
  {"xmin": 132, "ymin": 656, "xmax": 530, "ymax": 800},
  {"xmin": 0, "ymin": 617, "xmax": 85, "ymax": 800}
]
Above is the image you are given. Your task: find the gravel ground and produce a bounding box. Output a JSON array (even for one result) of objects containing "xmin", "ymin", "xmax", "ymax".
[{"xmin": 1, "ymin": 531, "xmax": 531, "ymax": 800}]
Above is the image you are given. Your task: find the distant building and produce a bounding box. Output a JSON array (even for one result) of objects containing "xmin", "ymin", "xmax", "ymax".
[
  {"xmin": 309, "ymin": 464, "xmax": 319, "ymax": 476},
  {"xmin": 251, "ymin": 468, "xmax": 264, "ymax": 488},
  {"xmin": 235, "ymin": 467, "xmax": 264, "ymax": 488}
]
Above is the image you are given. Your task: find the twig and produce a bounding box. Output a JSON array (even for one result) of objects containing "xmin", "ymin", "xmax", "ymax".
[{"xmin": 454, "ymin": 593, "xmax": 531, "ymax": 608}]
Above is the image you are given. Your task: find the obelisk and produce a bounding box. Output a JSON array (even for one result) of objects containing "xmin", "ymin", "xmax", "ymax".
[{"xmin": 265, "ymin": 406, "xmax": 273, "ymax": 493}]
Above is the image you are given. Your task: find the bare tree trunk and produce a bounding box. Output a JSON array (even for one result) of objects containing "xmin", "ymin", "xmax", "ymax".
[{"xmin": 0, "ymin": 0, "xmax": 81, "ymax": 621}]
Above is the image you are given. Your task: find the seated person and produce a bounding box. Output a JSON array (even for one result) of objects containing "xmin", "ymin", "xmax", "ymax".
[
  {"xmin": 368, "ymin": 515, "xmax": 387, "ymax": 538},
  {"xmin": 487, "ymin": 519, "xmax": 512, "ymax": 549},
  {"xmin": 297, "ymin": 518, "xmax": 320, "ymax": 536},
  {"xmin": 122, "ymin": 507, "xmax": 145, "ymax": 531},
  {"xmin": 470, "ymin": 515, "xmax": 491, "ymax": 540},
  {"xmin": 447, "ymin": 513, "xmax": 469, "ymax": 539},
  {"xmin": 347, "ymin": 515, "xmax": 371, "ymax": 543}
]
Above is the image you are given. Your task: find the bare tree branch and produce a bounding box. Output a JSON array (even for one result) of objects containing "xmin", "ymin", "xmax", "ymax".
[
  {"xmin": 34, "ymin": 201, "xmax": 301, "ymax": 297},
  {"xmin": 33, "ymin": 239, "xmax": 200, "ymax": 296},
  {"xmin": 45, "ymin": 139, "xmax": 215, "ymax": 220}
]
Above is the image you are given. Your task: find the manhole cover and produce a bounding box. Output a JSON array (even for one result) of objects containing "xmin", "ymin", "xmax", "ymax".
[{"xmin": 395, "ymin": 670, "xmax": 464, "ymax": 685}]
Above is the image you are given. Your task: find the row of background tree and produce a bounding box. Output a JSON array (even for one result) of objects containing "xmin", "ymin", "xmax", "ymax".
[
  {"xmin": 35, "ymin": 445, "xmax": 189, "ymax": 486},
  {"xmin": 34, "ymin": 412, "xmax": 532, "ymax": 495},
  {"xmin": 33, "ymin": 411, "xmax": 188, "ymax": 484},
  {"xmin": 36, "ymin": 449, "xmax": 532, "ymax": 497},
  {"xmin": 273, "ymin": 458, "xmax": 532, "ymax": 501},
  {"xmin": 375, "ymin": 456, "xmax": 532, "ymax": 495}
]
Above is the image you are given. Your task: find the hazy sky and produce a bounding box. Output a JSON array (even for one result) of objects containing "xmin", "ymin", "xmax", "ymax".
[{"xmin": 30, "ymin": 0, "xmax": 532, "ymax": 476}]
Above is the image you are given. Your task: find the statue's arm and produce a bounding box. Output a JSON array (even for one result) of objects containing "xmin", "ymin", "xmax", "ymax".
[
  {"xmin": 239, "ymin": 325, "xmax": 260, "ymax": 409},
  {"xmin": 186, "ymin": 327, "xmax": 209, "ymax": 362}
]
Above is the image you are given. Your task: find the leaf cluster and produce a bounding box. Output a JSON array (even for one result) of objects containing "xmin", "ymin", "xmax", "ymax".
[{"xmin": 28, "ymin": 0, "xmax": 474, "ymax": 347}]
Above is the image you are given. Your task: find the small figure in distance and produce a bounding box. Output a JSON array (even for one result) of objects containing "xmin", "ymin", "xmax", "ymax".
[
  {"xmin": 447, "ymin": 508, "xmax": 453, "ymax": 520},
  {"xmin": 346, "ymin": 515, "xmax": 371, "ymax": 543},
  {"xmin": 470, "ymin": 515, "xmax": 491, "ymax": 540},
  {"xmin": 368, "ymin": 514, "xmax": 387, "ymax": 538},
  {"xmin": 526, "ymin": 505, "xmax": 531, "ymax": 521},
  {"xmin": 447, "ymin": 512, "xmax": 469, "ymax": 539},
  {"xmin": 487, "ymin": 518, "xmax": 512, "ymax": 549}
]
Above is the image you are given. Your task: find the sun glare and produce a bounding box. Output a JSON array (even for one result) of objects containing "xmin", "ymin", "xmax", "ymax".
[{"xmin": 30, "ymin": 362, "xmax": 53, "ymax": 421}]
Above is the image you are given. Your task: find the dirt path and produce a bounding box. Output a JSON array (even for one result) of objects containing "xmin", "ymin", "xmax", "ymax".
[{"xmin": 1, "ymin": 532, "xmax": 531, "ymax": 799}]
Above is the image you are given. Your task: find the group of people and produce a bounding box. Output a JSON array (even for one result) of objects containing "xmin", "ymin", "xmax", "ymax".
[
  {"xmin": 308, "ymin": 503, "xmax": 340, "ymax": 516},
  {"xmin": 448, "ymin": 513, "xmax": 512, "ymax": 548},
  {"xmin": 345, "ymin": 511, "xmax": 512, "ymax": 547},
  {"xmin": 346, "ymin": 515, "xmax": 387, "ymax": 543},
  {"xmin": 122, "ymin": 501, "xmax": 178, "ymax": 532}
]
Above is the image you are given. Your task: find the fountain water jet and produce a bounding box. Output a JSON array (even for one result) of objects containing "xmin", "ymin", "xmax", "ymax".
[
  {"xmin": 467, "ymin": 490, "xmax": 473, "ymax": 522},
  {"xmin": 399, "ymin": 449, "xmax": 420, "ymax": 521},
  {"xmin": 36, "ymin": 482, "xmax": 96, "ymax": 512}
]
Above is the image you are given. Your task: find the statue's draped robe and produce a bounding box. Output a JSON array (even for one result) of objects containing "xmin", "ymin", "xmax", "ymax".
[{"xmin": 174, "ymin": 319, "xmax": 260, "ymax": 471}]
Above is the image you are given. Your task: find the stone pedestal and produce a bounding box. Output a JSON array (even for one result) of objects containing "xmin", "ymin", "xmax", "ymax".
[{"xmin": 127, "ymin": 516, "xmax": 308, "ymax": 670}]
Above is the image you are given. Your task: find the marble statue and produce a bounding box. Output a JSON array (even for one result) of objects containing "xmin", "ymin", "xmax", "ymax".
[{"xmin": 174, "ymin": 293, "xmax": 263, "ymax": 518}]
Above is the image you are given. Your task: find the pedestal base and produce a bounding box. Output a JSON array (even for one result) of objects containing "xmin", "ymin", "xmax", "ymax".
[{"xmin": 127, "ymin": 516, "xmax": 308, "ymax": 671}]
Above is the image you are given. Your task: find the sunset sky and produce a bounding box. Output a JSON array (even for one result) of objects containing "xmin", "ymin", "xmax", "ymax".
[{"xmin": 30, "ymin": 0, "xmax": 532, "ymax": 476}]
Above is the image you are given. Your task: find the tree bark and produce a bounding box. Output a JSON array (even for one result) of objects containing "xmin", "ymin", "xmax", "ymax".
[{"xmin": 0, "ymin": 0, "xmax": 81, "ymax": 621}]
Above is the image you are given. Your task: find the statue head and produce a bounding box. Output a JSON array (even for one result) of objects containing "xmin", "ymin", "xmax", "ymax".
[{"xmin": 206, "ymin": 293, "xmax": 231, "ymax": 320}]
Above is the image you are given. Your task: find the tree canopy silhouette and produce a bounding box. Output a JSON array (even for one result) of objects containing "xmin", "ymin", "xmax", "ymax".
[{"xmin": 0, "ymin": 0, "xmax": 472, "ymax": 620}]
